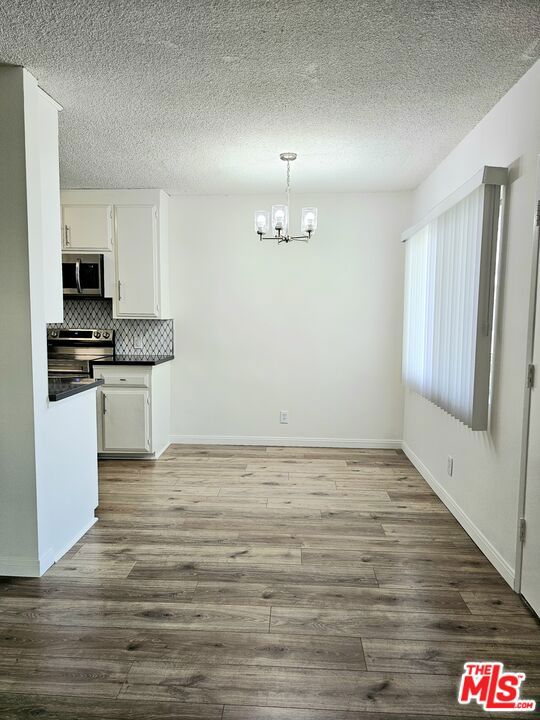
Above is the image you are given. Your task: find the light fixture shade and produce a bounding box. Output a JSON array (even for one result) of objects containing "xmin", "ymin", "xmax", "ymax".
[
  {"xmin": 254, "ymin": 210, "xmax": 269, "ymax": 234},
  {"xmin": 301, "ymin": 207, "xmax": 318, "ymax": 233},
  {"xmin": 271, "ymin": 204, "xmax": 289, "ymax": 234}
]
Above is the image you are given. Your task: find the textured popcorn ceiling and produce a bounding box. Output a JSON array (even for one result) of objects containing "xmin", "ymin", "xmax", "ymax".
[{"xmin": 1, "ymin": 1, "xmax": 539, "ymax": 193}]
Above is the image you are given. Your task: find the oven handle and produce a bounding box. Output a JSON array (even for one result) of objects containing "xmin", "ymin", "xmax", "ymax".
[
  {"xmin": 75, "ymin": 258, "xmax": 82, "ymax": 294},
  {"xmin": 49, "ymin": 367, "xmax": 88, "ymax": 373}
]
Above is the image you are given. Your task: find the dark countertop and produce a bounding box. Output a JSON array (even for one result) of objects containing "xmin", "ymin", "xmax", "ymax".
[
  {"xmin": 92, "ymin": 355, "xmax": 174, "ymax": 366},
  {"xmin": 49, "ymin": 377, "xmax": 104, "ymax": 402}
]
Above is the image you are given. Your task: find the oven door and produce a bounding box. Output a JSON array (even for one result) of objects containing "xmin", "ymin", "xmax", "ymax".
[{"xmin": 62, "ymin": 254, "xmax": 104, "ymax": 297}]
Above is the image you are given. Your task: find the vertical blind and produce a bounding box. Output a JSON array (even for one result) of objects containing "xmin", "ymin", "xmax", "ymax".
[{"xmin": 402, "ymin": 167, "xmax": 506, "ymax": 430}]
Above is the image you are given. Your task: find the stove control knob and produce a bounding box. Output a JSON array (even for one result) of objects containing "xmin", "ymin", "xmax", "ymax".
[
  {"xmin": 94, "ymin": 331, "xmax": 101, "ymax": 339},
  {"xmin": 50, "ymin": 330, "xmax": 58, "ymax": 338},
  {"xmin": 102, "ymin": 332, "xmax": 110, "ymax": 339}
]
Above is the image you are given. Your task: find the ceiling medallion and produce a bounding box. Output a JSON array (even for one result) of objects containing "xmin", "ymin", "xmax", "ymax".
[{"xmin": 254, "ymin": 153, "xmax": 318, "ymax": 244}]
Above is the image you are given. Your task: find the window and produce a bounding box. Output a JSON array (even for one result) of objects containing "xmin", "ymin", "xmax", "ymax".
[{"xmin": 402, "ymin": 167, "xmax": 506, "ymax": 430}]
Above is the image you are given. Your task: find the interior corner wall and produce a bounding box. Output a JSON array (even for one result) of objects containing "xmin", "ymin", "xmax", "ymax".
[
  {"xmin": 403, "ymin": 59, "xmax": 540, "ymax": 586},
  {"xmin": 169, "ymin": 191, "xmax": 411, "ymax": 447}
]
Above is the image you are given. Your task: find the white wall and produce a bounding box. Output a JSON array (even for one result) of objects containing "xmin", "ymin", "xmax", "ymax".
[
  {"xmin": 169, "ymin": 192, "xmax": 411, "ymax": 446},
  {"xmin": 403, "ymin": 59, "xmax": 540, "ymax": 586},
  {"xmin": 38, "ymin": 390, "xmax": 99, "ymax": 570}
]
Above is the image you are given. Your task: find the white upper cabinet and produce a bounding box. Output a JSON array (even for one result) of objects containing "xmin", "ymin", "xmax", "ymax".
[
  {"xmin": 62, "ymin": 204, "xmax": 113, "ymax": 251},
  {"xmin": 60, "ymin": 189, "xmax": 170, "ymax": 319},
  {"xmin": 115, "ymin": 205, "xmax": 158, "ymax": 317}
]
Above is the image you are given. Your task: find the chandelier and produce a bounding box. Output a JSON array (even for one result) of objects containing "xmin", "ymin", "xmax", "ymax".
[{"xmin": 254, "ymin": 152, "xmax": 318, "ymax": 243}]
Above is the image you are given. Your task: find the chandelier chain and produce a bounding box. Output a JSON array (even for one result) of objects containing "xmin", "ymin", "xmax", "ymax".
[{"xmin": 286, "ymin": 160, "xmax": 291, "ymax": 211}]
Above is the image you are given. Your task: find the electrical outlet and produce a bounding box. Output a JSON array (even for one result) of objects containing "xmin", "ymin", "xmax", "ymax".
[
  {"xmin": 447, "ymin": 456, "xmax": 454, "ymax": 477},
  {"xmin": 280, "ymin": 410, "xmax": 289, "ymax": 424},
  {"xmin": 133, "ymin": 335, "xmax": 143, "ymax": 350}
]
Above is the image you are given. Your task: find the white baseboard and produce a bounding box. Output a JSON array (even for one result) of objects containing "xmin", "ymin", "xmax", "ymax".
[
  {"xmin": 0, "ymin": 556, "xmax": 42, "ymax": 577},
  {"xmin": 402, "ymin": 442, "xmax": 515, "ymax": 587},
  {"xmin": 153, "ymin": 441, "xmax": 171, "ymax": 459},
  {"xmin": 0, "ymin": 517, "xmax": 98, "ymax": 577},
  {"xmin": 169, "ymin": 435, "xmax": 403, "ymax": 449},
  {"xmin": 39, "ymin": 515, "xmax": 98, "ymax": 576},
  {"xmin": 98, "ymin": 443, "xmax": 170, "ymax": 461}
]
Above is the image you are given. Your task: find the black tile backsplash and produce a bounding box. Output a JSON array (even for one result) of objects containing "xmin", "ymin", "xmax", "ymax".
[{"xmin": 48, "ymin": 299, "xmax": 174, "ymax": 356}]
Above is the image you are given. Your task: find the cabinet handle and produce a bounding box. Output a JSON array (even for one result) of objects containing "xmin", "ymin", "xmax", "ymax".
[
  {"xmin": 65, "ymin": 225, "xmax": 71, "ymax": 246},
  {"xmin": 118, "ymin": 280, "xmax": 122, "ymax": 301},
  {"xmin": 103, "ymin": 393, "xmax": 107, "ymax": 414},
  {"xmin": 75, "ymin": 258, "xmax": 82, "ymax": 294}
]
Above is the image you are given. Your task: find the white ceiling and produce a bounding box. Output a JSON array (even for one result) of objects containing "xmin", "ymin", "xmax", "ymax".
[{"xmin": 1, "ymin": 1, "xmax": 539, "ymax": 194}]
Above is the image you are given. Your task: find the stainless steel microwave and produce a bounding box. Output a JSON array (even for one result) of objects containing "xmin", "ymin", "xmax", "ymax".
[{"xmin": 62, "ymin": 253, "xmax": 104, "ymax": 297}]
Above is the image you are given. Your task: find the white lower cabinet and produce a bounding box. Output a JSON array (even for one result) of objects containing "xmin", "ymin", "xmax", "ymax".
[
  {"xmin": 101, "ymin": 387, "xmax": 151, "ymax": 453},
  {"xmin": 94, "ymin": 363, "xmax": 171, "ymax": 458}
]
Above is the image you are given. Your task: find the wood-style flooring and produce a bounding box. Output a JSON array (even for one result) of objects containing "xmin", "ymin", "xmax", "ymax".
[{"xmin": 1, "ymin": 445, "xmax": 539, "ymax": 719}]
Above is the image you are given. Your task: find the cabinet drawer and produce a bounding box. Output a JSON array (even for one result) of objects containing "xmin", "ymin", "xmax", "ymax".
[{"xmin": 93, "ymin": 367, "xmax": 150, "ymax": 388}]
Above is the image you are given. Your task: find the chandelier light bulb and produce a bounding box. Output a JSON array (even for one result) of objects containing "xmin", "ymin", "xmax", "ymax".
[
  {"xmin": 271, "ymin": 204, "xmax": 289, "ymax": 234},
  {"xmin": 301, "ymin": 207, "xmax": 318, "ymax": 233},
  {"xmin": 254, "ymin": 210, "xmax": 269, "ymax": 234}
]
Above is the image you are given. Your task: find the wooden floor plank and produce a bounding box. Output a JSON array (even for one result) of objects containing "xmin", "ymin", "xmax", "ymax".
[
  {"xmin": 42, "ymin": 559, "xmax": 136, "ymax": 578},
  {"xmin": 459, "ymin": 590, "xmax": 534, "ymax": 616},
  {"xmin": 128, "ymin": 561, "xmax": 378, "ymax": 586},
  {"xmin": 302, "ymin": 548, "xmax": 491, "ymax": 571},
  {"xmin": 120, "ymin": 661, "xmax": 485, "ymax": 715},
  {"xmin": 0, "ymin": 597, "xmax": 270, "ymax": 633},
  {"xmin": 192, "ymin": 581, "xmax": 470, "ymax": 613},
  {"xmin": 270, "ymin": 606, "xmax": 540, "ymax": 643},
  {"xmin": 82, "ymin": 526, "xmax": 243, "ymax": 545},
  {"xmin": 363, "ymin": 637, "xmax": 540, "ymax": 676},
  {"xmin": 237, "ymin": 530, "xmax": 388, "ymax": 546},
  {"xmin": 0, "ymin": 655, "xmax": 130, "ymax": 699},
  {"xmin": 182, "ymin": 518, "xmax": 382, "ymax": 536},
  {"xmin": 0, "ymin": 577, "xmax": 198, "ymax": 603},
  {"xmin": 98, "ymin": 507, "xmax": 324, "ymax": 522},
  {"xmin": 300, "ymin": 536, "xmax": 483, "ymax": 553},
  {"xmin": 374, "ymin": 567, "xmax": 508, "ymax": 591},
  {"xmin": 0, "ymin": 695, "xmax": 223, "ymax": 719},
  {"xmin": 0, "ymin": 625, "xmax": 365, "ymax": 669},
  {"xmin": 74, "ymin": 543, "xmax": 302, "ymax": 564},
  {"xmin": 222, "ymin": 708, "xmax": 469, "ymax": 720},
  {"xmin": 381, "ymin": 522, "xmax": 470, "ymax": 539}
]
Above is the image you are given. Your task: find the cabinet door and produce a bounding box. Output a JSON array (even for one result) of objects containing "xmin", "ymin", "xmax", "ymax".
[
  {"xmin": 62, "ymin": 205, "xmax": 113, "ymax": 251},
  {"xmin": 115, "ymin": 205, "xmax": 159, "ymax": 317},
  {"xmin": 101, "ymin": 388, "xmax": 151, "ymax": 453}
]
